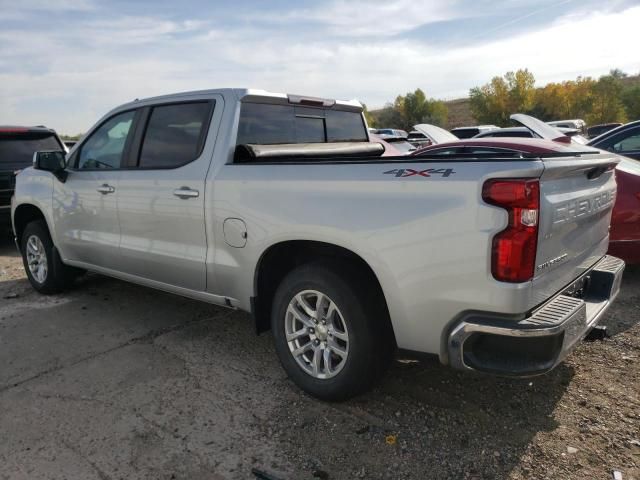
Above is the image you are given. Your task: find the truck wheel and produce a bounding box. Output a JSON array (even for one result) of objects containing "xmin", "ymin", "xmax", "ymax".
[
  {"xmin": 20, "ymin": 220, "xmax": 80, "ymax": 294},
  {"xmin": 271, "ymin": 261, "xmax": 394, "ymax": 401}
]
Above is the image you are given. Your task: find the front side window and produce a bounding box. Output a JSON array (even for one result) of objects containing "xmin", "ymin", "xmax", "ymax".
[
  {"xmin": 138, "ymin": 102, "xmax": 213, "ymax": 169},
  {"xmin": 77, "ymin": 111, "xmax": 135, "ymax": 169}
]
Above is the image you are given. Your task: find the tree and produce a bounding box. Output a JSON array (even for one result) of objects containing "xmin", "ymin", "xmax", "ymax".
[
  {"xmin": 586, "ymin": 73, "xmax": 627, "ymax": 124},
  {"xmin": 392, "ymin": 88, "xmax": 448, "ymax": 130},
  {"xmin": 469, "ymin": 69, "xmax": 536, "ymax": 126},
  {"xmin": 361, "ymin": 103, "xmax": 375, "ymax": 127},
  {"xmin": 531, "ymin": 77, "xmax": 596, "ymax": 121},
  {"xmin": 621, "ymin": 84, "xmax": 640, "ymax": 120}
]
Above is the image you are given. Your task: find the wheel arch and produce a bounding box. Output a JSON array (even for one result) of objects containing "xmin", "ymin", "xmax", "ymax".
[
  {"xmin": 13, "ymin": 203, "xmax": 50, "ymax": 246},
  {"xmin": 251, "ymin": 240, "xmax": 393, "ymax": 337}
]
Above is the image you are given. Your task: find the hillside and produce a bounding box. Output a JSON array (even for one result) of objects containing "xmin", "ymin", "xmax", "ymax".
[{"xmin": 370, "ymin": 73, "xmax": 640, "ymax": 130}]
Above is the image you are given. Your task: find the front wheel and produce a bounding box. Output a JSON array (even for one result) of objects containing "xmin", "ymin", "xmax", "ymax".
[
  {"xmin": 271, "ymin": 261, "xmax": 394, "ymax": 401},
  {"xmin": 21, "ymin": 220, "xmax": 81, "ymax": 294}
]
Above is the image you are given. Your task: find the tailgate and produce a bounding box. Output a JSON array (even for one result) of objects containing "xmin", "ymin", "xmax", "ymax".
[{"xmin": 532, "ymin": 154, "xmax": 619, "ymax": 301}]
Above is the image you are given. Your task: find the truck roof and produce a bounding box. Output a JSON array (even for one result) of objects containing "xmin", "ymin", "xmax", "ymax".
[{"xmin": 121, "ymin": 88, "xmax": 363, "ymax": 113}]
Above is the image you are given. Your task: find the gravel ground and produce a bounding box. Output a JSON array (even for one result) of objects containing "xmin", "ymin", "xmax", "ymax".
[{"xmin": 0, "ymin": 234, "xmax": 638, "ymax": 480}]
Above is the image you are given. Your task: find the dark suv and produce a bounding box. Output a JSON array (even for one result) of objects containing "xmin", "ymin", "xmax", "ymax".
[{"xmin": 0, "ymin": 126, "xmax": 66, "ymax": 228}]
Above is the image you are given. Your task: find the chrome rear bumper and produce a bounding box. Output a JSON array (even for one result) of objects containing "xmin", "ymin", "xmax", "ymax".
[{"xmin": 447, "ymin": 255, "xmax": 625, "ymax": 376}]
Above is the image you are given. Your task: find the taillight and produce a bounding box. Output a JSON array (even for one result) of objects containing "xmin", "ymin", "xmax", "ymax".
[{"xmin": 482, "ymin": 179, "xmax": 540, "ymax": 283}]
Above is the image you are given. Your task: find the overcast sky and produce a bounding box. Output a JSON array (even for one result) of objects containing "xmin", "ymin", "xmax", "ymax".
[{"xmin": 1, "ymin": 0, "xmax": 639, "ymax": 134}]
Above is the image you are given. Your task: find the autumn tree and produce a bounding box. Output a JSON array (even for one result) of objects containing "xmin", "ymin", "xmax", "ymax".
[
  {"xmin": 587, "ymin": 72, "xmax": 627, "ymax": 124},
  {"xmin": 622, "ymin": 84, "xmax": 640, "ymax": 120},
  {"xmin": 532, "ymin": 77, "xmax": 596, "ymax": 121},
  {"xmin": 469, "ymin": 69, "xmax": 536, "ymax": 126}
]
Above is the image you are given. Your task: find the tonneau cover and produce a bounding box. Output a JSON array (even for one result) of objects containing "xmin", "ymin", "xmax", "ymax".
[{"xmin": 236, "ymin": 142, "xmax": 385, "ymax": 162}]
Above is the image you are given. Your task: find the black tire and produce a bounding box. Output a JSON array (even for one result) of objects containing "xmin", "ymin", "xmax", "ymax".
[
  {"xmin": 20, "ymin": 220, "xmax": 81, "ymax": 294},
  {"xmin": 271, "ymin": 260, "xmax": 395, "ymax": 401}
]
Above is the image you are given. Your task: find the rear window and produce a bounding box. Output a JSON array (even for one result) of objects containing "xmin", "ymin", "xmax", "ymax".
[
  {"xmin": 0, "ymin": 133, "xmax": 62, "ymax": 166},
  {"xmin": 139, "ymin": 101, "xmax": 213, "ymax": 169},
  {"xmin": 491, "ymin": 131, "xmax": 532, "ymax": 138},
  {"xmin": 451, "ymin": 128, "xmax": 479, "ymax": 139},
  {"xmin": 237, "ymin": 103, "xmax": 367, "ymax": 145}
]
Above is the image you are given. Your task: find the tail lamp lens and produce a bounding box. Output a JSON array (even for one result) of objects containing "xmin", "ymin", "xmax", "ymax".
[{"xmin": 482, "ymin": 179, "xmax": 540, "ymax": 282}]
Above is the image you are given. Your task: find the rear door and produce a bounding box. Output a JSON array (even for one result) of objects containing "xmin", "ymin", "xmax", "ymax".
[
  {"xmin": 116, "ymin": 98, "xmax": 219, "ymax": 291},
  {"xmin": 54, "ymin": 110, "xmax": 137, "ymax": 268}
]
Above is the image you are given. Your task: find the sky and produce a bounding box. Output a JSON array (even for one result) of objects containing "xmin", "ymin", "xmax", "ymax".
[{"xmin": 1, "ymin": 0, "xmax": 639, "ymax": 134}]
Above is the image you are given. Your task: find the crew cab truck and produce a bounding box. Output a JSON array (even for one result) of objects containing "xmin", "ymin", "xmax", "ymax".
[{"xmin": 12, "ymin": 89, "xmax": 624, "ymax": 400}]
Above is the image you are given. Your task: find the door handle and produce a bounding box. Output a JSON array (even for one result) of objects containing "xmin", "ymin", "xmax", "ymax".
[
  {"xmin": 173, "ymin": 187, "xmax": 199, "ymax": 199},
  {"xmin": 97, "ymin": 184, "xmax": 115, "ymax": 194}
]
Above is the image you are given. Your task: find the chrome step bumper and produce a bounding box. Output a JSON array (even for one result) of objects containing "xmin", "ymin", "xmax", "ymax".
[{"xmin": 447, "ymin": 255, "xmax": 625, "ymax": 376}]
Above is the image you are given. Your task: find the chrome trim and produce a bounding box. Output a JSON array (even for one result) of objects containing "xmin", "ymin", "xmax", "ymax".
[
  {"xmin": 448, "ymin": 255, "xmax": 625, "ymax": 375},
  {"xmin": 173, "ymin": 187, "xmax": 200, "ymax": 199},
  {"xmin": 96, "ymin": 184, "xmax": 115, "ymax": 194}
]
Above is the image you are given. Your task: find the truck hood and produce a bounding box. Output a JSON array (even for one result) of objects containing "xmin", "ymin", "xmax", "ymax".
[{"xmin": 413, "ymin": 124, "xmax": 458, "ymax": 145}]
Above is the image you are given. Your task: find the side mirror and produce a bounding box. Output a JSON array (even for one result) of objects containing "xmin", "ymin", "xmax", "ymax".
[{"xmin": 33, "ymin": 151, "xmax": 67, "ymax": 182}]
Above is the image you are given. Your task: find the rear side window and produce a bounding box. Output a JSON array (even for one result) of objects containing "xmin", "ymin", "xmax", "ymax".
[
  {"xmin": 0, "ymin": 133, "xmax": 62, "ymax": 166},
  {"xmin": 139, "ymin": 102, "xmax": 213, "ymax": 169},
  {"xmin": 237, "ymin": 103, "xmax": 367, "ymax": 145}
]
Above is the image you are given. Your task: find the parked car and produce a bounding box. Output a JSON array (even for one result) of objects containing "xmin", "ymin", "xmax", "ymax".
[
  {"xmin": 12, "ymin": 91, "xmax": 624, "ymax": 400},
  {"xmin": 587, "ymin": 121, "xmax": 640, "ymax": 264},
  {"xmin": 450, "ymin": 125, "xmax": 499, "ymax": 139},
  {"xmin": 547, "ymin": 119, "xmax": 586, "ymax": 134},
  {"xmin": 369, "ymin": 133, "xmax": 404, "ymax": 156},
  {"xmin": 416, "ymin": 114, "xmax": 638, "ymax": 265},
  {"xmin": 588, "ymin": 120, "xmax": 640, "ymax": 160},
  {"xmin": 375, "ymin": 128, "xmax": 408, "ymax": 138},
  {"xmin": 0, "ymin": 126, "xmax": 66, "ymax": 228},
  {"xmin": 406, "ymin": 124, "xmax": 457, "ymax": 148},
  {"xmin": 474, "ymin": 126, "xmax": 588, "ymax": 144},
  {"xmin": 373, "ymin": 134, "xmax": 415, "ymax": 154},
  {"xmin": 587, "ymin": 123, "xmax": 622, "ymax": 139}
]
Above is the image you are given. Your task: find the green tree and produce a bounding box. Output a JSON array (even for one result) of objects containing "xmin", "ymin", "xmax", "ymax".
[
  {"xmin": 361, "ymin": 103, "xmax": 375, "ymax": 127},
  {"xmin": 469, "ymin": 69, "xmax": 536, "ymax": 126},
  {"xmin": 392, "ymin": 88, "xmax": 448, "ymax": 130},
  {"xmin": 372, "ymin": 103, "xmax": 404, "ymax": 129},
  {"xmin": 622, "ymin": 84, "xmax": 640, "ymax": 120},
  {"xmin": 587, "ymin": 73, "xmax": 627, "ymax": 124}
]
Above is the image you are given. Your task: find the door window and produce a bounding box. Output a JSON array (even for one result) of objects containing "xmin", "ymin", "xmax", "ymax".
[
  {"xmin": 612, "ymin": 130, "xmax": 640, "ymax": 153},
  {"xmin": 138, "ymin": 102, "xmax": 213, "ymax": 169},
  {"xmin": 77, "ymin": 111, "xmax": 135, "ymax": 169}
]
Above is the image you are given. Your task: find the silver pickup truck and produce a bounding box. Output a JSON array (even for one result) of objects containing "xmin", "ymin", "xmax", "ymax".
[{"xmin": 11, "ymin": 89, "xmax": 625, "ymax": 400}]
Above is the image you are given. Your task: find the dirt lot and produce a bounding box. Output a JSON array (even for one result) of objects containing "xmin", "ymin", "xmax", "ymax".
[{"xmin": 0, "ymin": 235, "xmax": 638, "ymax": 480}]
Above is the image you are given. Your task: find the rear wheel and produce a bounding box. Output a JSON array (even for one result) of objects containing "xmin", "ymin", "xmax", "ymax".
[
  {"xmin": 21, "ymin": 220, "xmax": 81, "ymax": 294},
  {"xmin": 271, "ymin": 261, "xmax": 394, "ymax": 400}
]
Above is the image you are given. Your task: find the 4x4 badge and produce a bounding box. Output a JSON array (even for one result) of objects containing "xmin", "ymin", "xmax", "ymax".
[{"xmin": 384, "ymin": 168, "xmax": 455, "ymax": 178}]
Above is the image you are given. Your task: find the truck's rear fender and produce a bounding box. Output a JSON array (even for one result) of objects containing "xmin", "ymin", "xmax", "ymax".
[{"xmin": 210, "ymin": 159, "xmax": 544, "ymax": 355}]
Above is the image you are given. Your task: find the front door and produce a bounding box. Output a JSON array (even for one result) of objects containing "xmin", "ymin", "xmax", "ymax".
[
  {"xmin": 53, "ymin": 110, "xmax": 136, "ymax": 269},
  {"xmin": 116, "ymin": 99, "xmax": 218, "ymax": 291}
]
